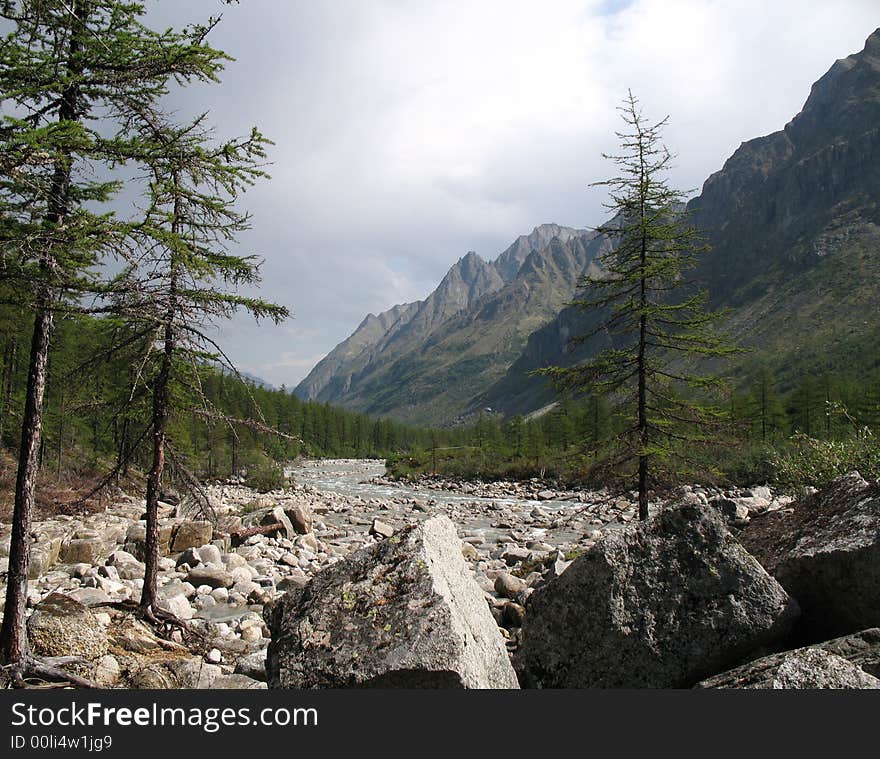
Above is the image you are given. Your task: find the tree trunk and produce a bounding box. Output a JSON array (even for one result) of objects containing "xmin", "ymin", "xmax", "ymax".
[
  {"xmin": 0, "ymin": 1, "xmax": 86, "ymax": 664},
  {"xmin": 141, "ymin": 173, "xmax": 180, "ymax": 616},
  {"xmin": 637, "ymin": 197, "xmax": 649, "ymax": 521},
  {"xmin": 0, "ymin": 305, "xmax": 53, "ymax": 664},
  {"xmin": 140, "ymin": 318, "xmax": 173, "ymax": 615}
]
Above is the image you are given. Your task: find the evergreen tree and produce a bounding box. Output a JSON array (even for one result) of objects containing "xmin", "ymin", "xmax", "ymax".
[
  {"xmin": 747, "ymin": 369, "xmax": 786, "ymax": 442},
  {"xmin": 0, "ymin": 0, "xmax": 229, "ymax": 667},
  {"xmin": 540, "ymin": 92, "xmax": 737, "ymax": 519},
  {"xmin": 112, "ymin": 111, "xmax": 288, "ymax": 617}
]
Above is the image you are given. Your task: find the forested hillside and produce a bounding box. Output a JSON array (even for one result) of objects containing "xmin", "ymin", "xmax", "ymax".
[{"xmin": 0, "ymin": 302, "xmax": 449, "ymax": 497}]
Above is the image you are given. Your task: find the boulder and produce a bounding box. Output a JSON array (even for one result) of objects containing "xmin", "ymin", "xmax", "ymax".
[
  {"xmin": 234, "ymin": 649, "xmax": 268, "ymax": 681},
  {"xmin": 710, "ymin": 497, "xmax": 750, "ymax": 523},
  {"xmin": 61, "ymin": 537, "xmax": 105, "ymax": 565},
  {"xmin": 171, "ymin": 521, "xmax": 214, "ymax": 552},
  {"xmin": 124, "ymin": 522, "xmax": 176, "ymax": 560},
  {"xmin": 159, "ymin": 593, "xmax": 194, "ymax": 621},
  {"xmin": 65, "ymin": 587, "xmax": 113, "ymax": 607},
  {"xmin": 185, "ymin": 567, "xmax": 234, "ymax": 589},
  {"xmin": 27, "ymin": 593, "xmax": 109, "ymax": 660},
  {"xmin": 516, "ymin": 504, "xmax": 799, "ymax": 688},
  {"xmin": 494, "ymin": 573, "xmax": 527, "ymax": 599},
  {"xmin": 697, "ymin": 647, "xmax": 880, "ymax": 689},
  {"xmin": 286, "ymin": 504, "xmax": 313, "ymax": 535},
  {"xmin": 213, "ymin": 673, "xmax": 268, "ymax": 689},
  {"xmin": 369, "ymin": 519, "xmax": 395, "ymax": 539},
  {"xmin": 265, "ymin": 515, "xmax": 519, "ymax": 688},
  {"xmin": 739, "ymin": 472, "xmax": 880, "ymax": 639},
  {"xmin": 256, "ymin": 506, "xmax": 293, "ymax": 538}
]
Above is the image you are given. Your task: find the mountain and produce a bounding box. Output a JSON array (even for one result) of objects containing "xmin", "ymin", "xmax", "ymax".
[
  {"xmin": 294, "ymin": 224, "xmax": 594, "ymax": 423},
  {"xmin": 298, "ymin": 29, "xmax": 880, "ymax": 424},
  {"xmin": 481, "ymin": 28, "xmax": 880, "ymax": 414}
]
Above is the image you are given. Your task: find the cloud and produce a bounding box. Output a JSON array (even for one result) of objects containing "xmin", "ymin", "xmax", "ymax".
[{"xmin": 144, "ymin": 0, "xmax": 879, "ymax": 387}]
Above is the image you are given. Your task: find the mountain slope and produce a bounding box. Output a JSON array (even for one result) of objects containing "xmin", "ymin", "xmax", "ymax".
[
  {"xmin": 294, "ymin": 224, "xmax": 592, "ymax": 423},
  {"xmin": 482, "ymin": 28, "xmax": 880, "ymax": 414}
]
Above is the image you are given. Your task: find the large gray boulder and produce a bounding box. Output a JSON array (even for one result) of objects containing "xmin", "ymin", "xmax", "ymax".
[
  {"xmin": 740, "ymin": 472, "xmax": 880, "ymax": 639},
  {"xmin": 697, "ymin": 628, "xmax": 880, "ymax": 688},
  {"xmin": 27, "ymin": 593, "xmax": 109, "ymax": 660},
  {"xmin": 516, "ymin": 504, "xmax": 799, "ymax": 688},
  {"xmin": 264, "ymin": 515, "xmax": 518, "ymax": 689}
]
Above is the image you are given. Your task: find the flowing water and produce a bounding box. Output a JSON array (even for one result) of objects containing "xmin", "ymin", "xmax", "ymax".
[{"xmin": 286, "ymin": 458, "xmax": 595, "ymax": 546}]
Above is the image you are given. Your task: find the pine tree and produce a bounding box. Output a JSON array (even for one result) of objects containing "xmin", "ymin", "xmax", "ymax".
[
  {"xmin": 540, "ymin": 92, "xmax": 737, "ymax": 520},
  {"xmin": 748, "ymin": 369, "xmax": 786, "ymax": 442},
  {"xmin": 0, "ymin": 0, "xmax": 231, "ymax": 668},
  {"xmin": 109, "ymin": 111, "xmax": 288, "ymax": 616}
]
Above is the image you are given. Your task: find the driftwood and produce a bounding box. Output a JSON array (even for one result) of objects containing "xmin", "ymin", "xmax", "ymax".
[
  {"xmin": 1, "ymin": 656, "xmax": 101, "ymax": 689},
  {"xmin": 231, "ymin": 521, "xmax": 284, "ymax": 547}
]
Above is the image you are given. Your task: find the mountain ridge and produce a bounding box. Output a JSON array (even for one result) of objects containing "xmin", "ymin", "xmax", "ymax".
[{"xmin": 297, "ymin": 28, "xmax": 880, "ymax": 425}]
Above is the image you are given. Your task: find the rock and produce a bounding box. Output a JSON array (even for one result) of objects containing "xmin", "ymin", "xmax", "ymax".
[
  {"xmin": 711, "ymin": 497, "xmax": 750, "ymax": 523},
  {"xmin": 159, "ymin": 593, "xmax": 194, "ymax": 621},
  {"xmin": 107, "ymin": 615, "xmax": 183, "ymax": 655},
  {"xmin": 276, "ymin": 576, "xmax": 308, "ymax": 593},
  {"xmin": 171, "ymin": 521, "xmax": 214, "ymax": 552},
  {"xmin": 207, "ymin": 648, "xmax": 223, "ymax": 664},
  {"xmin": 550, "ymin": 551, "xmax": 573, "ymax": 578},
  {"xmin": 369, "ymin": 519, "xmax": 395, "ymax": 539},
  {"xmin": 27, "ymin": 593, "xmax": 109, "ymax": 660},
  {"xmin": 536, "ymin": 490, "xmax": 556, "ymax": 501},
  {"xmin": 461, "ymin": 543, "xmax": 479, "ymax": 561},
  {"xmin": 27, "ymin": 546, "xmax": 52, "ymax": 579},
  {"xmin": 114, "ymin": 561, "xmax": 144, "ymax": 581},
  {"xmin": 516, "ymin": 504, "xmax": 799, "ymax": 688},
  {"xmin": 124, "ymin": 522, "xmax": 175, "ymax": 560},
  {"xmin": 65, "ymin": 587, "xmax": 113, "ymax": 607},
  {"xmin": 241, "ymin": 626, "xmax": 263, "ymax": 643},
  {"xmin": 185, "ymin": 567, "xmax": 234, "ymax": 589},
  {"xmin": 751, "ymin": 486, "xmax": 773, "ymax": 501},
  {"xmin": 61, "ymin": 537, "xmax": 105, "ymax": 565},
  {"xmin": 697, "ymin": 647, "xmax": 880, "ymax": 689},
  {"xmin": 167, "ymin": 659, "xmax": 222, "ymax": 688},
  {"xmin": 261, "ymin": 507, "xmax": 295, "ymax": 539},
  {"xmin": 739, "ymin": 472, "xmax": 880, "ymax": 639},
  {"xmin": 286, "ymin": 504, "xmax": 313, "ymax": 535},
  {"xmin": 503, "ymin": 602, "xmax": 526, "ymax": 628},
  {"xmin": 175, "ymin": 547, "xmax": 202, "ymax": 568},
  {"xmin": 222, "ymin": 552, "xmax": 248, "ymax": 570},
  {"xmin": 494, "ymin": 573, "xmax": 527, "ymax": 600},
  {"xmin": 159, "ymin": 580, "xmax": 195, "ymax": 601},
  {"xmin": 213, "ymin": 674, "xmax": 267, "ymax": 689},
  {"xmin": 234, "ymin": 650, "xmax": 268, "ymax": 681},
  {"xmin": 198, "ymin": 544, "xmax": 223, "ymax": 566},
  {"xmin": 94, "ymin": 655, "xmax": 121, "ymax": 687},
  {"xmin": 503, "ymin": 547, "xmax": 531, "ymax": 566},
  {"xmin": 265, "ymin": 515, "xmax": 519, "ymax": 689}
]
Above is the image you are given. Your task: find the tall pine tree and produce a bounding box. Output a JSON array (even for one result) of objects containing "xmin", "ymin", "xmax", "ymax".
[
  {"xmin": 541, "ymin": 92, "xmax": 737, "ymax": 519},
  {"xmin": 0, "ymin": 0, "xmax": 231, "ymax": 668}
]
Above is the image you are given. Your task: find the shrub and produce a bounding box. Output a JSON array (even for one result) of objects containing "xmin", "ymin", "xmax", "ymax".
[{"xmin": 770, "ymin": 427, "xmax": 880, "ymax": 492}]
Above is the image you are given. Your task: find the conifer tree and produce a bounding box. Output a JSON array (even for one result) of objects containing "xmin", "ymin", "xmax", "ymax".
[
  {"xmin": 0, "ymin": 0, "xmax": 231, "ymax": 668},
  {"xmin": 541, "ymin": 92, "xmax": 737, "ymax": 520},
  {"xmin": 112, "ymin": 112, "xmax": 288, "ymax": 618}
]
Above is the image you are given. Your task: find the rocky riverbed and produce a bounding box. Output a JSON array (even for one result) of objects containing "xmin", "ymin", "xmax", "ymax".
[{"xmin": 0, "ymin": 459, "xmax": 815, "ymax": 688}]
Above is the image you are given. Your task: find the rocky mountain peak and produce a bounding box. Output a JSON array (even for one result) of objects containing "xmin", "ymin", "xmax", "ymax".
[{"xmin": 493, "ymin": 223, "xmax": 588, "ymax": 282}]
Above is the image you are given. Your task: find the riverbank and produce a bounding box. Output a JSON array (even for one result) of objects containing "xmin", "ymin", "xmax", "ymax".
[{"xmin": 1, "ymin": 459, "xmax": 796, "ymax": 688}]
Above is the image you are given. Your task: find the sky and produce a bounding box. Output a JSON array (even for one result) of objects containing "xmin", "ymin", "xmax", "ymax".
[{"xmin": 144, "ymin": 0, "xmax": 878, "ymax": 389}]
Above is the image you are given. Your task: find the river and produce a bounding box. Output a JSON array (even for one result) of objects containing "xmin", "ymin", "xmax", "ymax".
[{"xmin": 286, "ymin": 458, "xmax": 599, "ymax": 548}]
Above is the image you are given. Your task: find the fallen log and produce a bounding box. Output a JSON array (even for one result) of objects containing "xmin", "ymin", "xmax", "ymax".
[{"xmin": 231, "ymin": 522, "xmax": 284, "ymax": 547}]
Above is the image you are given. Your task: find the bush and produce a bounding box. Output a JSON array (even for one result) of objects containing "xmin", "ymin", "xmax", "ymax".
[
  {"xmin": 244, "ymin": 455, "xmax": 288, "ymax": 492},
  {"xmin": 770, "ymin": 428, "xmax": 880, "ymax": 493}
]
